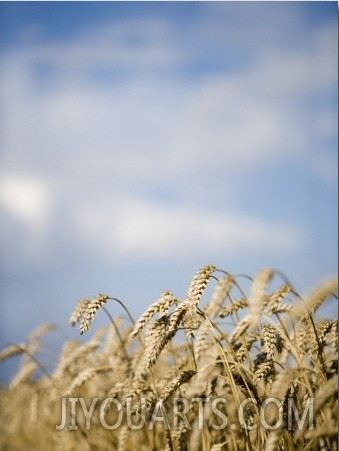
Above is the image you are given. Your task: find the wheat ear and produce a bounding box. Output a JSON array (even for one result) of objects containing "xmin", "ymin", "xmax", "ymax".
[
  {"xmin": 117, "ymin": 424, "xmax": 129, "ymax": 451},
  {"xmin": 248, "ymin": 267, "xmax": 273, "ymax": 328},
  {"xmin": 69, "ymin": 299, "xmax": 90, "ymax": 326},
  {"xmin": 313, "ymin": 374, "xmax": 338, "ymax": 418},
  {"xmin": 291, "ymin": 277, "xmax": 338, "ymax": 321},
  {"xmin": 203, "ymin": 273, "xmax": 234, "ymax": 318},
  {"xmin": 0, "ymin": 343, "xmax": 26, "ymax": 362},
  {"xmin": 159, "ymin": 370, "xmax": 196, "ymax": 402},
  {"xmin": 229, "ymin": 317, "xmax": 250, "ymax": 343},
  {"xmin": 79, "ymin": 294, "xmax": 109, "ymax": 334},
  {"xmin": 144, "ymin": 316, "xmax": 173, "ymax": 368},
  {"xmin": 265, "ymin": 283, "xmax": 292, "ymax": 315},
  {"xmin": 219, "ymin": 298, "xmax": 248, "ymax": 318},
  {"xmin": 9, "ymin": 361, "xmax": 39, "ymax": 390},
  {"xmin": 186, "ymin": 265, "xmax": 216, "ymax": 306},
  {"xmin": 130, "ymin": 291, "xmax": 178, "ymax": 338},
  {"xmin": 65, "ymin": 366, "xmax": 112, "ymax": 395},
  {"xmin": 28, "ymin": 323, "xmax": 55, "ymax": 342},
  {"xmin": 261, "ymin": 324, "xmax": 284, "ymax": 359}
]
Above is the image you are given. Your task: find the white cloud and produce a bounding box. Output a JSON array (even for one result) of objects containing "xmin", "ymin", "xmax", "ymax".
[
  {"xmin": 75, "ymin": 196, "xmax": 302, "ymax": 261},
  {"xmin": 0, "ymin": 173, "xmax": 51, "ymax": 229}
]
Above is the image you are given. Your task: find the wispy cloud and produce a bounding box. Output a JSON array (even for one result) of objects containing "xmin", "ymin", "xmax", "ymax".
[{"xmin": 75, "ymin": 195, "xmax": 302, "ymax": 261}]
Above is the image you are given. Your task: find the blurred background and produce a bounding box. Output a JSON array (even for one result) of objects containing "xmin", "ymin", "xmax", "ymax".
[{"xmin": 0, "ymin": 2, "xmax": 337, "ymax": 381}]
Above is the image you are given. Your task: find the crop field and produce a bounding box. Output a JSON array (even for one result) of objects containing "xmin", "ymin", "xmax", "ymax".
[{"xmin": 0, "ymin": 265, "xmax": 337, "ymax": 450}]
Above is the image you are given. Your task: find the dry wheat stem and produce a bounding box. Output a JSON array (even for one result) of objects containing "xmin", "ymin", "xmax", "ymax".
[
  {"xmin": 101, "ymin": 306, "xmax": 131, "ymax": 363},
  {"xmin": 196, "ymin": 310, "xmax": 248, "ymax": 411},
  {"xmin": 107, "ymin": 296, "xmax": 136, "ymax": 326}
]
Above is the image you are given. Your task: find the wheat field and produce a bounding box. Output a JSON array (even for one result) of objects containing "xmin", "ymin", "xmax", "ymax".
[{"xmin": 0, "ymin": 265, "xmax": 338, "ymax": 450}]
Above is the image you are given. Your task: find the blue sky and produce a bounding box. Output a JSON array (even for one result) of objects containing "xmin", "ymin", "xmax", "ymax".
[{"xmin": 0, "ymin": 2, "xmax": 337, "ymax": 379}]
